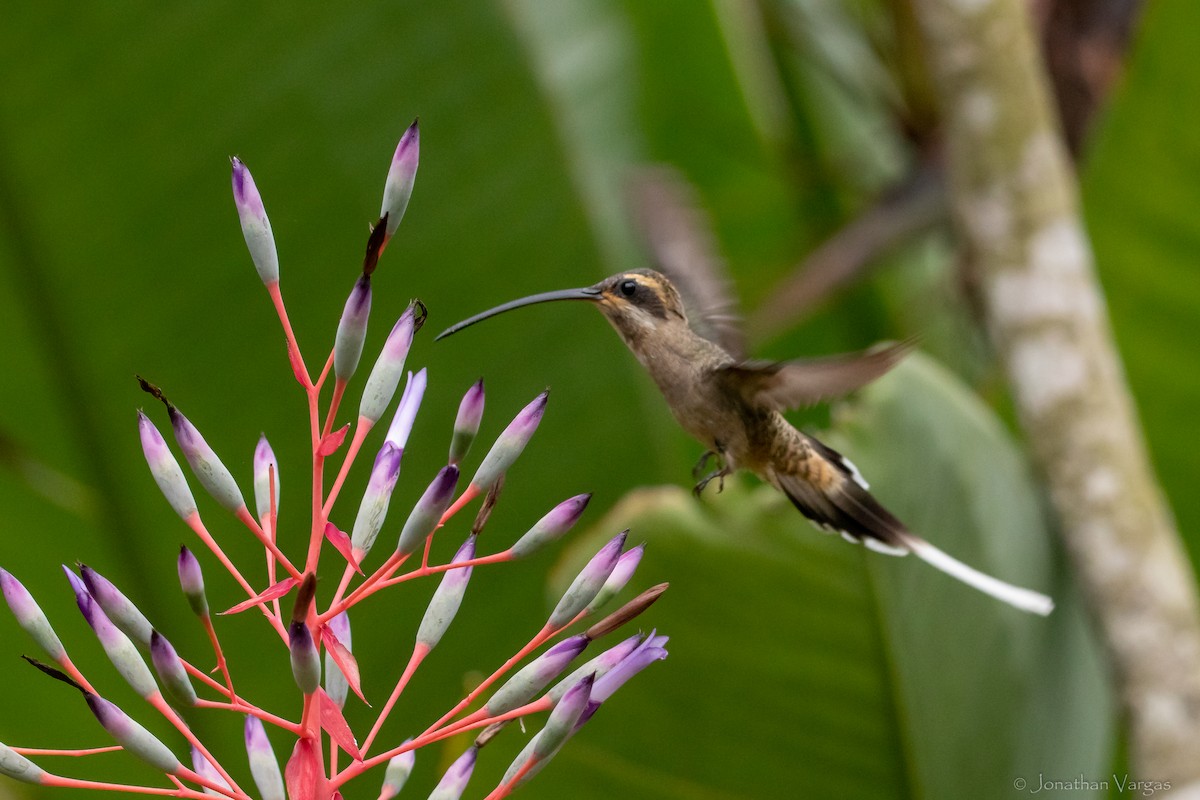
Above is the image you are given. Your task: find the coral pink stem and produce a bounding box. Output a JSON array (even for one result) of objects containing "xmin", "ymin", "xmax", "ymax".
[
  {"xmin": 236, "ymin": 506, "xmax": 302, "ymax": 581},
  {"xmin": 12, "ymin": 745, "xmax": 123, "ymax": 757},
  {"xmin": 361, "ymin": 644, "xmax": 429, "ymax": 756},
  {"xmin": 200, "ymin": 614, "xmax": 236, "ymax": 701},
  {"xmin": 322, "ymin": 379, "xmax": 346, "ymax": 438},
  {"xmin": 152, "ymin": 693, "xmax": 246, "ymax": 797},
  {"xmin": 266, "ymin": 281, "xmax": 311, "ymax": 388},
  {"xmin": 483, "ymin": 759, "xmax": 537, "ymax": 800},
  {"xmin": 41, "ymin": 773, "xmax": 208, "ymax": 799},
  {"xmin": 320, "ymin": 420, "xmax": 373, "ymax": 520},
  {"xmin": 184, "ymin": 512, "xmax": 286, "ymax": 638}
]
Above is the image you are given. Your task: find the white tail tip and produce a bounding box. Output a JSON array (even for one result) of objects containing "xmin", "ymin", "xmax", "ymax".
[{"xmin": 900, "ymin": 534, "xmax": 1055, "ymax": 616}]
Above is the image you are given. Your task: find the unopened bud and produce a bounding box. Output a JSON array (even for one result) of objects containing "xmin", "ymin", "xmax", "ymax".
[
  {"xmin": 395, "ymin": 466, "xmax": 459, "ymax": 556},
  {"xmin": 379, "ymin": 748, "xmax": 415, "ymax": 800},
  {"xmin": 588, "ymin": 631, "xmax": 669, "ymax": 709},
  {"xmin": 0, "ymin": 741, "xmax": 44, "ymax": 784},
  {"xmin": 245, "ymin": 717, "xmax": 285, "ymax": 800},
  {"xmin": 231, "ymin": 157, "xmax": 279, "ymax": 285},
  {"xmin": 72, "ymin": 573, "xmax": 157, "ymax": 699},
  {"xmin": 0, "ymin": 568, "xmax": 66, "ymax": 661},
  {"xmin": 289, "ymin": 622, "xmax": 321, "ymax": 695},
  {"xmin": 427, "ymin": 744, "xmax": 475, "ymax": 800},
  {"xmin": 253, "ymin": 435, "xmax": 280, "ymax": 520},
  {"xmin": 485, "ymin": 635, "xmax": 588, "ymax": 716},
  {"xmin": 585, "ymin": 543, "xmax": 644, "ymax": 614},
  {"xmin": 324, "ymin": 612, "xmax": 352, "ymax": 710},
  {"xmin": 534, "ymin": 672, "xmax": 593, "ymax": 760},
  {"xmin": 349, "ymin": 443, "xmax": 403, "ymax": 560},
  {"xmin": 448, "ymin": 380, "xmax": 485, "ymax": 465},
  {"xmin": 416, "ymin": 537, "xmax": 475, "ymax": 650},
  {"xmin": 80, "ymin": 565, "xmax": 154, "ymax": 648},
  {"xmin": 86, "ymin": 693, "xmax": 181, "ymax": 773},
  {"xmin": 150, "ymin": 631, "xmax": 197, "ymax": 707},
  {"xmin": 384, "ymin": 369, "xmax": 426, "ymax": 450},
  {"xmin": 548, "ymin": 634, "xmax": 640, "ymax": 704},
  {"xmin": 334, "ymin": 276, "xmax": 372, "ymax": 382},
  {"xmin": 359, "ymin": 305, "xmax": 418, "ymax": 424},
  {"xmin": 510, "ymin": 494, "xmax": 591, "ymax": 559},
  {"xmin": 470, "ymin": 391, "xmax": 547, "ymax": 491},
  {"xmin": 139, "ymin": 412, "xmax": 197, "ymax": 520},
  {"xmin": 379, "ymin": 120, "xmax": 419, "ymax": 241},
  {"xmin": 584, "ymin": 582, "xmax": 668, "ymax": 641},
  {"xmin": 177, "ymin": 547, "xmax": 208, "ymax": 616},
  {"xmin": 546, "ymin": 532, "xmax": 625, "ymax": 628},
  {"xmin": 191, "ymin": 747, "xmax": 231, "ymax": 797},
  {"xmin": 170, "ymin": 408, "xmax": 245, "ymax": 513}
]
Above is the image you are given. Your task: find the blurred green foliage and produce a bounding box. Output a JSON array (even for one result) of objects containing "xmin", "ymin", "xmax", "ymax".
[{"xmin": 0, "ymin": 1, "xmax": 1195, "ymax": 798}]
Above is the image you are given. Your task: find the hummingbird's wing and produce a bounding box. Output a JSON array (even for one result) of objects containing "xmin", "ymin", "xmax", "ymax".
[
  {"xmin": 717, "ymin": 339, "xmax": 914, "ymax": 411},
  {"xmin": 626, "ymin": 166, "xmax": 747, "ymax": 358}
]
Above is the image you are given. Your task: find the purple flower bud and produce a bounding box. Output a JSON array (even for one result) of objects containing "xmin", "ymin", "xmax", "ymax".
[
  {"xmin": 448, "ymin": 380, "xmax": 485, "ymax": 465},
  {"xmin": 585, "ymin": 543, "xmax": 644, "ymax": 614},
  {"xmin": 416, "ymin": 536, "xmax": 475, "ymax": 649},
  {"xmin": 485, "ymin": 634, "xmax": 588, "ymax": 716},
  {"xmin": 151, "ymin": 631, "xmax": 197, "ymax": 707},
  {"xmin": 509, "ymin": 494, "xmax": 591, "ymax": 559},
  {"xmin": 334, "ymin": 275, "xmax": 373, "ymax": 382},
  {"xmin": 0, "ymin": 741, "xmax": 44, "ymax": 784},
  {"xmin": 547, "ymin": 532, "xmax": 626, "ymax": 628},
  {"xmin": 139, "ymin": 412, "xmax": 197, "ymax": 520},
  {"xmin": 86, "ymin": 694, "xmax": 181, "ymax": 773},
  {"xmin": 349, "ymin": 442, "xmax": 403, "ymax": 560},
  {"xmin": 71, "ymin": 570, "xmax": 157, "ymax": 699},
  {"xmin": 588, "ymin": 631, "xmax": 669, "ymax": 709},
  {"xmin": 231, "ymin": 157, "xmax": 279, "ymax": 285},
  {"xmin": 379, "ymin": 748, "xmax": 415, "ymax": 800},
  {"xmin": 177, "ymin": 547, "xmax": 208, "ymax": 616},
  {"xmin": 427, "ymin": 744, "xmax": 475, "ymax": 800},
  {"xmin": 0, "ymin": 567, "xmax": 66, "ymax": 661},
  {"xmin": 395, "ymin": 465, "xmax": 459, "ymax": 557},
  {"xmin": 169, "ymin": 408, "xmax": 245, "ymax": 513},
  {"xmin": 534, "ymin": 672, "xmax": 593, "ymax": 760},
  {"xmin": 384, "ymin": 369, "xmax": 426, "ymax": 450},
  {"xmin": 191, "ymin": 746, "xmax": 231, "ymax": 797},
  {"xmin": 324, "ymin": 612, "xmax": 352, "ymax": 710},
  {"xmin": 245, "ymin": 717, "xmax": 285, "ymax": 800},
  {"xmin": 358, "ymin": 306, "xmax": 417, "ymax": 424},
  {"xmin": 470, "ymin": 391, "xmax": 548, "ymax": 490},
  {"xmin": 548, "ymin": 634, "xmax": 641, "ymax": 704},
  {"xmin": 380, "ymin": 120, "xmax": 419, "ymax": 240},
  {"xmin": 80, "ymin": 565, "xmax": 154, "ymax": 648},
  {"xmin": 288, "ymin": 621, "xmax": 321, "ymax": 695},
  {"xmin": 253, "ymin": 435, "xmax": 280, "ymax": 521}
]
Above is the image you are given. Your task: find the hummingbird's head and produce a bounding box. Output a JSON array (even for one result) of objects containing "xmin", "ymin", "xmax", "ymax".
[{"xmin": 435, "ymin": 269, "xmax": 687, "ymax": 344}]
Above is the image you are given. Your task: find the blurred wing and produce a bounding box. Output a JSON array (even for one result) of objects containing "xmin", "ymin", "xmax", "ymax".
[
  {"xmin": 627, "ymin": 166, "xmax": 746, "ymax": 358},
  {"xmin": 717, "ymin": 340, "xmax": 914, "ymax": 410}
]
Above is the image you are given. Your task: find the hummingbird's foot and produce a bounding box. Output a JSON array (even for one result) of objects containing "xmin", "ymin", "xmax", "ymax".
[
  {"xmin": 692, "ymin": 450, "xmax": 718, "ymax": 479},
  {"xmin": 693, "ymin": 465, "xmax": 731, "ymax": 497}
]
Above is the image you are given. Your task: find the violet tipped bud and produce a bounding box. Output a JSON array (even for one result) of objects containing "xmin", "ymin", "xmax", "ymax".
[
  {"xmin": 170, "ymin": 407, "xmax": 245, "ymax": 513},
  {"xmin": 349, "ymin": 442, "xmax": 403, "ymax": 560},
  {"xmin": 139, "ymin": 411, "xmax": 197, "ymax": 520},
  {"xmin": 416, "ymin": 536, "xmax": 475, "ymax": 650},
  {"xmin": 150, "ymin": 631, "xmax": 197, "ymax": 707},
  {"xmin": 253, "ymin": 435, "xmax": 280, "ymax": 520},
  {"xmin": 0, "ymin": 741, "xmax": 44, "ymax": 784},
  {"xmin": 548, "ymin": 634, "xmax": 640, "ymax": 704},
  {"xmin": 72, "ymin": 572, "xmax": 157, "ymax": 699},
  {"xmin": 359, "ymin": 305, "xmax": 418, "ymax": 424},
  {"xmin": 588, "ymin": 631, "xmax": 669, "ymax": 708},
  {"xmin": 334, "ymin": 275, "xmax": 373, "ymax": 382},
  {"xmin": 0, "ymin": 567, "xmax": 66, "ymax": 661},
  {"xmin": 427, "ymin": 744, "xmax": 475, "ymax": 800},
  {"xmin": 288, "ymin": 621, "xmax": 321, "ymax": 695},
  {"xmin": 80, "ymin": 564, "xmax": 154, "ymax": 648},
  {"xmin": 448, "ymin": 380, "xmax": 485, "ymax": 465},
  {"xmin": 384, "ymin": 368, "xmax": 426, "ymax": 450},
  {"xmin": 324, "ymin": 611, "xmax": 352, "ymax": 710},
  {"xmin": 191, "ymin": 747, "xmax": 231, "ymax": 797},
  {"xmin": 379, "ymin": 119, "xmax": 419, "ymax": 240},
  {"xmin": 231, "ymin": 157, "xmax": 279, "ymax": 285},
  {"xmin": 395, "ymin": 465, "xmax": 459, "ymax": 557},
  {"xmin": 509, "ymin": 494, "xmax": 591, "ymax": 559},
  {"xmin": 546, "ymin": 532, "xmax": 626, "ymax": 628},
  {"xmin": 86, "ymin": 693, "xmax": 181, "ymax": 773},
  {"xmin": 585, "ymin": 543, "xmax": 645, "ymax": 614},
  {"xmin": 485, "ymin": 634, "xmax": 588, "ymax": 716},
  {"xmin": 470, "ymin": 391, "xmax": 548, "ymax": 491},
  {"xmin": 177, "ymin": 547, "xmax": 208, "ymax": 616},
  {"xmin": 245, "ymin": 716, "xmax": 285, "ymax": 800},
  {"xmin": 379, "ymin": 748, "xmax": 415, "ymax": 800},
  {"xmin": 534, "ymin": 672, "xmax": 594, "ymax": 760}
]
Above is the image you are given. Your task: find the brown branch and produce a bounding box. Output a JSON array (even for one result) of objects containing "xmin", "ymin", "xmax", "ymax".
[{"xmin": 909, "ymin": 0, "xmax": 1200, "ymax": 788}]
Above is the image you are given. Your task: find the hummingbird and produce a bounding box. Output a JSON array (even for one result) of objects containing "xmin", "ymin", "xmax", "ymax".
[{"xmin": 436, "ymin": 172, "xmax": 1053, "ymax": 616}]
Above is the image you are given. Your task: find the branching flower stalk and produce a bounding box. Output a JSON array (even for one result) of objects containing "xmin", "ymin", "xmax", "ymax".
[{"xmin": 0, "ymin": 120, "xmax": 669, "ymax": 800}]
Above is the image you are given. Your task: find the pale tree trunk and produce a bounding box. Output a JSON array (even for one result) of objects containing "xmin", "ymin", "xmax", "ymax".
[{"xmin": 909, "ymin": 0, "xmax": 1200, "ymax": 789}]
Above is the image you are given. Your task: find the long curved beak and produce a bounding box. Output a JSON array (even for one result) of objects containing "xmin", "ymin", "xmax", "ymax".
[{"xmin": 436, "ymin": 286, "xmax": 601, "ymax": 340}]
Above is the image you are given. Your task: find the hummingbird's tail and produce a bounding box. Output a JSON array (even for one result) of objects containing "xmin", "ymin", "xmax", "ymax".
[{"xmin": 774, "ymin": 464, "xmax": 1055, "ymax": 616}]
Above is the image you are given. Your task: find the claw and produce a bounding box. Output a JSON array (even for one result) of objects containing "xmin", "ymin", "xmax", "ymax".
[
  {"xmin": 692, "ymin": 450, "xmax": 717, "ymax": 480},
  {"xmin": 693, "ymin": 466, "xmax": 731, "ymax": 497}
]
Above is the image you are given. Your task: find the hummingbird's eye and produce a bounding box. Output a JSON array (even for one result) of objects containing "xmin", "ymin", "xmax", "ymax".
[{"xmin": 618, "ymin": 279, "xmax": 638, "ymax": 298}]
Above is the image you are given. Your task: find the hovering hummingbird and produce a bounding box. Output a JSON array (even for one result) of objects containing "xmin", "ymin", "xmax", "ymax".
[{"xmin": 436, "ymin": 170, "xmax": 1053, "ymax": 616}]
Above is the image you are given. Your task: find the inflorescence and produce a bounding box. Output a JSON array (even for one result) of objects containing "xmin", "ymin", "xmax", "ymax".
[{"xmin": 0, "ymin": 119, "xmax": 668, "ymax": 800}]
